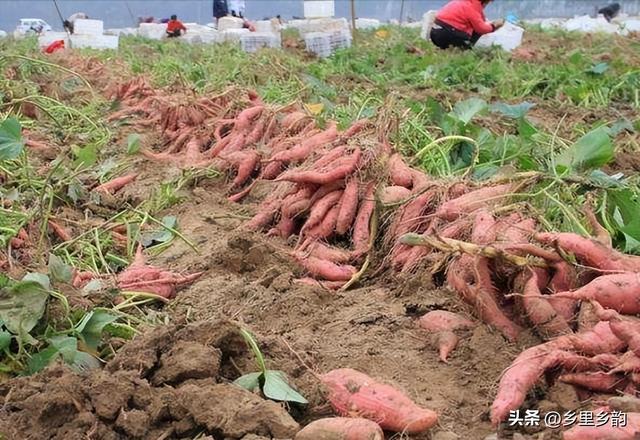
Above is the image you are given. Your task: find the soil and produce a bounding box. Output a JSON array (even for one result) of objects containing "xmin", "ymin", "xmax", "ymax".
[{"xmin": 0, "ymin": 171, "xmax": 572, "ymax": 440}]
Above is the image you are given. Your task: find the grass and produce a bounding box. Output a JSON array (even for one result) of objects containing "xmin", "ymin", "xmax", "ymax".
[{"xmin": 0, "ymin": 24, "xmax": 639, "ymax": 376}]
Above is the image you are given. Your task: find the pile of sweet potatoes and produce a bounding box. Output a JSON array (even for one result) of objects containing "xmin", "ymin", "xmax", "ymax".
[{"xmin": 107, "ymin": 80, "xmax": 640, "ymax": 438}]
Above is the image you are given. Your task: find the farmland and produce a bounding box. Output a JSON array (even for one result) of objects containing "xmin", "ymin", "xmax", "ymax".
[{"xmin": 0, "ymin": 25, "xmax": 639, "ymax": 439}]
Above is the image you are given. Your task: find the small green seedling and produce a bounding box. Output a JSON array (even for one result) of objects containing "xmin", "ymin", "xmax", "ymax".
[{"xmin": 234, "ymin": 328, "xmax": 307, "ymax": 404}]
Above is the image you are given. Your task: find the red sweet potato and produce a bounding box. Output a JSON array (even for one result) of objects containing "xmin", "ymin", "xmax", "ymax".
[
  {"xmin": 388, "ymin": 154, "xmax": 413, "ymax": 188},
  {"xmin": 302, "ymin": 190, "xmax": 343, "ymax": 233},
  {"xmin": 436, "ymin": 184, "xmax": 514, "ymax": 221},
  {"xmin": 471, "ymin": 209, "xmax": 497, "ymax": 245},
  {"xmin": 295, "ymin": 417, "xmax": 383, "ymax": 440},
  {"xmin": 307, "ymin": 205, "xmax": 340, "ymax": 240},
  {"xmin": 301, "ymin": 240, "xmax": 352, "ymax": 264},
  {"xmin": 95, "ymin": 173, "xmax": 137, "ymax": 194},
  {"xmin": 352, "ymin": 183, "xmax": 376, "ymax": 255},
  {"xmin": 293, "ymin": 254, "xmax": 357, "ymax": 281},
  {"xmin": 232, "ymin": 151, "xmax": 260, "ymax": 187},
  {"xmin": 550, "ymin": 272, "xmax": 640, "ymax": 314},
  {"xmin": 294, "ymin": 277, "xmax": 346, "ymax": 290},
  {"xmin": 276, "ymin": 148, "xmax": 361, "ymax": 185},
  {"xmin": 491, "ymin": 321, "xmax": 625, "ymax": 425},
  {"xmin": 418, "ymin": 310, "xmax": 474, "ymax": 362},
  {"xmin": 335, "ymin": 179, "xmax": 359, "ymax": 235},
  {"xmin": 593, "ymin": 304, "xmax": 640, "ymax": 358},
  {"xmin": 559, "ymin": 371, "xmax": 626, "ymax": 393},
  {"xmin": 447, "ymin": 255, "xmax": 522, "ymax": 341},
  {"xmin": 48, "ymin": 220, "xmax": 72, "ymax": 242},
  {"xmin": 235, "ymin": 105, "xmax": 264, "ymax": 132},
  {"xmin": 521, "ymin": 270, "xmax": 572, "ymax": 339},
  {"xmin": 310, "ymin": 145, "xmax": 348, "ymax": 170},
  {"xmin": 341, "ymin": 118, "xmax": 371, "ymax": 138},
  {"xmin": 535, "ymin": 232, "xmax": 640, "ymax": 272},
  {"xmin": 562, "ymin": 411, "xmax": 640, "ymax": 440},
  {"xmin": 379, "ymin": 186, "xmax": 411, "ymax": 205},
  {"xmin": 322, "ymin": 368, "xmax": 438, "ymax": 433},
  {"xmin": 270, "ymin": 122, "xmax": 338, "ymax": 163}
]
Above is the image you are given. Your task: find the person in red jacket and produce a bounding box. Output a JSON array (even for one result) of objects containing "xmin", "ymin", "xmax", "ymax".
[
  {"xmin": 430, "ymin": 0, "xmax": 504, "ymax": 50},
  {"xmin": 166, "ymin": 14, "xmax": 187, "ymax": 38}
]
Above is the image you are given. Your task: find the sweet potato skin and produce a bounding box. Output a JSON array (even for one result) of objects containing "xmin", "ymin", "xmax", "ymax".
[
  {"xmin": 295, "ymin": 417, "xmax": 384, "ymax": 440},
  {"xmin": 322, "ymin": 368, "xmax": 438, "ymax": 434},
  {"xmin": 418, "ymin": 310, "xmax": 474, "ymax": 362},
  {"xmin": 552, "ymin": 272, "xmax": 640, "ymax": 314}
]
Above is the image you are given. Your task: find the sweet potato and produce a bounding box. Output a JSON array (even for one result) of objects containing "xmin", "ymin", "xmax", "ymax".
[
  {"xmin": 293, "ymin": 254, "xmax": 356, "ymax": 281},
  {"xmin": 310, "ymin": 145, "xmax": 348, "ymax": 170},
  {"xmin": 447, "ymin": 255, "xmax": 522, "ymax": 341},
  {"xmin": 232, "ymin": 151, "xmax": 260, "ymax": 187},
  {"xmin": 294, "ymin": 277, "xmax": 346, "ymax": 290},
  {"xmin": 295, "ymin": 417, "xmax": 383, "ymax": 440},
  {"xmin": 593, "ymin": 303, "xmax": 640, "ymax": 358},
  {"xmin": 418, "ymin": 310, "xmax": 474, "ymax": 362},
  {"xmin": 551, "ymin": 272, "xmax": 640, "ymax": 314},
  {"xmin": 436, "ymin": 184, "xmax": 514, "ymax": 221},
  {"xmin": 276, "ymin": 148, "xmax": 361, "ymax": 185},
  {"xmin": 270, "ymin": 122, "xmax": 338, "ymax": 163},
  {"xmin": 48, "ymin": 220, "xmax": 72, "ymax": 242},
  {"xmin": 307, "ymin": 205, "xmax": 340, "ymax": 240},
  {"xmin": 471, "ymin": 209, "xmax": 496, "ymax": 245},
  {"xmin": 521, "ymin": 270, "xmax": 572, "ymax": 339},
  {"xmin": 559, "ymin": 371, "xmax": 626, "ymax": 393},
  {"xmin": 491, "ymin": 321, "xmax": 624, "ymax": 425},
  {"xmin": 379, "ymin": 186, "xmax": 411, "ymax": 205},
  {"xmin": 352, "ymin": 183, "xmax": 376, "ymax": 255},
  {"xmin": 562, "ymin": 411, "xmax": 640, "ymax": 440},
  {"xmin": 341, "ymin": 118, "xmax": 371, "ymax": 138},
  {"xmin": 235, "ymin": 105, "xmax": 264, "ymax": 132},
  {"xmin": 322, "ymin": 368, "xmax": 438, "ymax": 433},
  {"xmin": 388, "ymin": 154, "xmax": 413, "ymax": 188},
  {"xmin": 335, "ymin": 179, "xmax": 359, "ymax": 235},
  {"xmin": 95, "ymin": 173, "xmax": 137, "ymax": 194},
  {"xmin": 302, "ymin": 191, "xmax": 343, "ymax": 233},
  {"xmin": 301, "ymin": 240, "xmax": 352, "ymax": 264},
  {"xmin": 535, "ymin": 232, "xmax": 640, "ymax": 272}
]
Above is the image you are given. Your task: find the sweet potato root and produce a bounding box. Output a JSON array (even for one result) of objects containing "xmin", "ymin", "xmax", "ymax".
[
  {"xmin": 352, "ymin": 183, "xmax": 376, "ymax": 255},
  {"xmin": 322, "ymin": 368, "xmax": 438, "ymax": 433},
  {"xmin": 593, "ymin": 303, "xmax": 640, "ymax": 357},
  {"xmin": 295, "ymin": 417, "xmax": 383, "ymax": 440},
  {"xmin": 95, "ymin": 173, "xmax": 137, "ymax": 194},
  {"xmin": 388, "ymin": 154, "xmax": 413, "ymax": 188},
  {"xmin": 536, "ymin": 232, "xmax": 640, "ymax": 272},
  {"xmin": 491, "ymin": 321, "xmax": 624, "ymax": 425},
  {"xmin": 436, "ymin": 184, "xmax": 514, "ymax": 221},
  {"xmin": 276, "ymin": 148, "xmax": 361, "ymax": 185},
  {"xmin": 293, "ymin": 254, "xmax": 357, "ymax": 281},
  {"xmin": 418, "ymin": 310, "xmax": 474, "ymax": 362},
  {"xmin": 379, "ymin": 186, "xmax": 411, "ymax": 205},
  {"xmin": 551, "ymin": 272, "xmax": 640, "ymax": 314},
  {"xmin": 521, "ymin": 270, "xmax": 572, "ymax": 339},
  {"xmin": 335, "ymin": 179, "xmax": 359, "ymax": 235}
]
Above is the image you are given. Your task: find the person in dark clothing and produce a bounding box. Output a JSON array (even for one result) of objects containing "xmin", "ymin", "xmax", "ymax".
[
  {"xmin": 214, "ymin": 0, "xmax": 228, "ymax": 22},
  {"xmin": 166, "ymin": 14, "xmax": 187, "ymax": 37},
  {"xmin": 598, "ymin": 3, "xmax": 621, "ymax": 22},
  {"xmin": 430, "ymin": 0, "xmax": 503, "ymax": 50}
]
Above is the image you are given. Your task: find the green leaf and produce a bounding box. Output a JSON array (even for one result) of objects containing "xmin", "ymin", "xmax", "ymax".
[
  {"xmin": 608, "ymin": 119, "xmax": 635, "ymax": 137},
  {"xmin": 103, "ymin": 322, "xmax": 135, "ymax": 340},
  {"xmin": 70, "ymin": 351, "xmax": 101, "ymax": 372},
  {"xmin": 234, "ymin": 372, "xmax": 262, "ymax": 392},
  {"xmin": 78, "ymin": 310, "xmax": 117, "ymax": 351},
  {"xmin": 0, "ymin": 330, "xmax": 12, "ymax": 351},
  {"xmin": 239, "ymin": 328, "xmax": 266, "ymax": 374},
  {"xmin": 0, "ymin": 280, "xmax": 49, "ymax": 335},
  {"xmin": 22, "ymin": 273, "xmax": 50, "ymax": 290},
  {"xmin": 569, "ymin": 51, "xmax": 583, "ymax": 65},
  {"xmin": 141, "ymin": 215, "xmax": 178, "ymax": 247},
  {"xmin": 263, "ymin": 370, "xmax": 308, "ymax": 404},
  {"xmin": 0, "ymin": 118, "xmax": 25, "ymax": 161},
  {"xmin": 555, "ymin": 126, "xmax": 613, "ymax": 172},
  {"xmin": 48, "ymin": 254, "xmax": 73, "ymax": 283},
  {"xmin": 27, "ymin": 346, "xmax": 60, "ymax": 374},
  {"xmin": 126, "ymin": 134, "xmax": 141, "ymax": 155},
  {"xmin": 73, "ymin": 144, "xmax": 97, "ymax": 168},
  {"xmin": 587, "ymin": 170, "xmax": 624, "ymax": 188},
  {"xmin": 451, "ymin": 98, "xmax": 487, "ymax": 124},
  {"xmin": 491, "ymin": 102, "xmax": 535, "ymax": 119},
  {"xmin": 49, "ymin": 335, "xmax": 78, "ymax": 363},
  {"xmin": 587, "ymin": 62, "xmax": 609, "ymax": 75}
]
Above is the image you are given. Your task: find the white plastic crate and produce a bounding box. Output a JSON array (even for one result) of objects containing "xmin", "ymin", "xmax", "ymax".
[
  {"xmin": 218, "ymin": 16, "xmax": 244, "ymax": 31},
  {"xmin": 37, "ymin": 32, "xmax": 69, "ymax": 48},
  {"xmin": 305, "ymin": 32, "xmax": 332, "ymax": 58},
  {"xmin": 355, "ymin": 18, "xmax": 381, "ymax": 30},
  {"xmin": 70, "ymin": 34, "xmax": 119, "ymax": 50},
  {"xmin": 73, "ymin": 19, "xmax": 104, "ymax": 36},
  {"xmin": 286, "ymin": 17, "xmax": 348, "ymax": 35},
  {"xmin": 240, "ymin": 32, "xmax": 281, "ymax": 52},
  {"xmin": 563, "ymin": 15, "xmax": 620, "ymax": 34},
  {"xmin": 304, "ymin": 0, "xmax": 335, "ymax": 18},
  {"xmin": 475, "ymin": 22, "xmax": 524, "ymax": 52},
  {"xmin": 184, "ymin": 30, "xmax": 223, "ymax": 45},
  {"xmin": 328, "ymin": 29, "xmax": 352, "ymax": 50},
  {"xmin": 619, "ymin": 18, "xmax": 640, "ymax": 32},
  {"xmin": 106, "ymin": 28, "xmax": 138, "ymax": 36},
  {"xmin": 138, "ymin": 23, "xmax": 166, "ymax": 40},
  {"xmin": 255, "ymin": 19, "xmax": 281, "ymax": 34},
  {"xmin": 222, "ymin": 28, "xmax": 250, "ymax": 43}
]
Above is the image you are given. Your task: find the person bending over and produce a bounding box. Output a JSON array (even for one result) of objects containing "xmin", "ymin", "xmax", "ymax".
[
  {"xmin": 430, "ymin": 0, "xmax": 504, "ymax": 50},
  {"xmin": 166, "ymin": 14, "xmax": 187, "ymax": 38}
]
